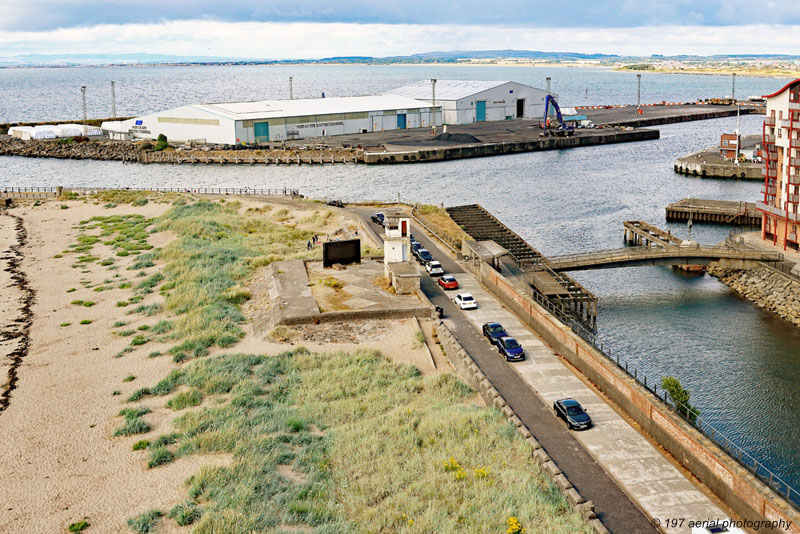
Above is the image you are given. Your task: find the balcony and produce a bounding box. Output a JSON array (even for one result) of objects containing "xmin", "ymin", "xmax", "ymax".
[
  {"xmin": 790, "ymin": 101, "xmax": 800, "ymax": 111},
  {"xmin": 791, "ymin": 158, "xmax": 800, "ymax": 167},
  {"xmin": 788, "ymin": 194, "xmax": 800, "ymax": 204},
  {"xmin": 765, "ymin": 116, "xmax": 776, "ymax": 126},
  {"xmin": 764, "ymin": 134, "xmax": 776, "ymax": 144},
  {"xmin": 763, "ymin": 185, "xmax": 777, "ymax": 195},
  {"xmin": 764, "ymin": 167, "xmax": 777, "ymax": 178},
  {"xmin": 757, "ymin": 202, "xmax": 785, "ymax": 217},
  {"xmin": 788, "ymin": 174, "xmax": 800, "ymax": 185}
]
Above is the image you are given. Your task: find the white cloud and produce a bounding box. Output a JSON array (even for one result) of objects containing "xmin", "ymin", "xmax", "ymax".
[{"xmin": 0, "ymin": 20, "xmax": 799, "ymax": 58}]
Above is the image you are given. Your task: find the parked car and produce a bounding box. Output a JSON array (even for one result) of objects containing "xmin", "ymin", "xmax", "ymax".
[
  {"xmin": 426, "ymin": 260, "xmax": 444, "ymax": 276},
  {"xmin": 482, "ymin": 322, "xmax": 508, "ymax": 345},
  {"xmin": 411, "ymin": 242, "xmax": 422, "ymax": 254},
  {"xmin": 438, "ymin": 274, "xmax": 459, "ymax": 290},
  {"xmin": 453, "ymin": 293, "xmax": 477, "ymax": 310},
  {"xmin": 553, "ymin": 398, "xmax": 592, "ymax": 430},
  {"xmin": 691, "ymin": 522, "xmax": 744, "ymax": 534},
  {"xmin": 371, "ymin": 213, "xmax": 385, "ymax": 225},
  {"xmin": 416, "ymin": 249, "xmax": 433, "ymax": 264},
  {"xmin": 497, "ymin": 337, "xmax": 525, "ymax": 361}
]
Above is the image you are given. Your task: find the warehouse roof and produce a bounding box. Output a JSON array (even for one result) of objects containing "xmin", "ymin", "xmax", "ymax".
[
  {"xmin": 191, "ymin": 95, "xmax": 434, "ymax": 120},
  {"xmin": 387, "ymin": 80, "xmax": 541, "ymax": 101}
]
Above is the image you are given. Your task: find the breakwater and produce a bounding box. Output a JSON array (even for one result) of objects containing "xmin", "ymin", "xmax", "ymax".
[
  {"xmin": 0, "ymin": 137, "xmax": 360, "ymax": 164},
  {"xmin": 708, "ymin": 265, "xmax": 800, "ymax": 327}
]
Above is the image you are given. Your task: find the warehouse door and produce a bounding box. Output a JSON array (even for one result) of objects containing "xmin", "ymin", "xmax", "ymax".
[
  {"xmin": 254, "ymin": 122, "xmax": 270, "ymax": 143},
  {"xmin": 516, "ymin": 99, "xmax": 525, "ymax": 118},
  {"xmin": 476, "ymin": 101, "xmax": 486, "ymax": 122},
  {"xmin": 396, "ymin": 113, "xmax": 407, "ymax": 129}
]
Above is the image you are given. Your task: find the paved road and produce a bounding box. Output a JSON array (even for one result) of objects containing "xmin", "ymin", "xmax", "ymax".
[{"xmin": 355, "ymin": 209, "xmax": 658, "ymax": 534}]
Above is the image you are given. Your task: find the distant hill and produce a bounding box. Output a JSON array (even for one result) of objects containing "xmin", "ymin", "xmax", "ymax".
[{"xmin": 2, "ymin": 50, "xmax": 800, "ymax": 68}]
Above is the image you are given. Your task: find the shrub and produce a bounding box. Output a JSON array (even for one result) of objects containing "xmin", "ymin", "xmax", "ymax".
[
  {"xmin": 113, "ymin": 320, "xmax": 128, "ymax": 327},
  {"xmin": 60, "ymin": 323, "xmax": 71, "ymax": 327},
  {"xmin": 167, "ymin": 389, "xmax": 202, "ymax": 410},
  {"xmin": 123, "ymin": 375, "xmax": 136, "ymax": 382},
  {"xmin": 126, "ymin": 509, "xmax": 162, "ymax": 533},
  {"xmin": 130, "ymin": 335, "xmax": 149, "ymax": 346},
  {"xmin": 148, "ymin": 447, "xmax": 174, "ymax": 468},
  {"xmin": 119, "ymin": 406, "xmax": 151, "ymax": 419},
  {"xmin": 68, "ymin": 520, "xmax": 90, "ymax": 532},
  {"xmin": 151, "ymin": 433, "xmax": 180, "ymax": 448},
  {"xmin": 132, "ymin": 440, "xmax": 150, "ymax": 451},
  {"xmin": 113, "ymin": 417, "xmax": 151, "ymax": 436},
  {"xmin": 168, "ymin": 501, "xmax": 202, "ymax": 526},
  {"xmin": 79, "ymin": 320, "xmax": 92, "ymax": 325},
  {"xmin": 662, "ymin": 376, "xmax": 700, "ymax": 423}
]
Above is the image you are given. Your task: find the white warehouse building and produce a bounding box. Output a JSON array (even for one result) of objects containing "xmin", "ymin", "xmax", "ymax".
[
  {"xmin": 386, "ymin": 80, "xmax": 553, "ymax": 125},
  {"xmin": 104, "ymin": 95, "xmax": 442, "ymax": 144}
]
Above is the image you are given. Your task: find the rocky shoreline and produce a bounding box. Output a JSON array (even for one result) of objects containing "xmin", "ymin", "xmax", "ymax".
[
  {"xmin": 707, "ymin": 265, "xmax": 800, "ymax": 327},
  {"xmin": 0, "ymin": 136, "xmax": 360, "ymax": 164}
]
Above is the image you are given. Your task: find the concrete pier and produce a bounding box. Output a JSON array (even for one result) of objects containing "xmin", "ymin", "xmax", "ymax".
[{"xmin": 666, "ymin": 198, "xmax": 762, "ymax": 225}]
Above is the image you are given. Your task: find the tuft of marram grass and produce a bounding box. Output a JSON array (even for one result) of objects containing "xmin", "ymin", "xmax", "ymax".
[{"xmin": 126, "ymin": 509, "xmax": 162, "ymax": 533}]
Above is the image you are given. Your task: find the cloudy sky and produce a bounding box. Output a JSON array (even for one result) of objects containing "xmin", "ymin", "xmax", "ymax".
[{"xmin": 1, "ymin": 0, "xmax": 798, "ymax": 58}]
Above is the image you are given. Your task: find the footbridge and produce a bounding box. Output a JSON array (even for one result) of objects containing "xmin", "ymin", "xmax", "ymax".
[{"xmin": 537, "ymin": 245, "xmax": 783, "ymax": 272}]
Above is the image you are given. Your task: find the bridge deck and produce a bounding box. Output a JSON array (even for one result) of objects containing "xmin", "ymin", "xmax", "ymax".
[
  {"xmin": 541, "ymin": 245, "xmax": 783, "ymax": 271},
  {"xmin": 665, "ymin": 198, "xmax": 762, "ymax": 226}
]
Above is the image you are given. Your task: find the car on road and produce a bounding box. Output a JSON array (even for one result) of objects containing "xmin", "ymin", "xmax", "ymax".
[
  {"xmin": 416, "ymin": 249, "xmax": 433, "ymax": 264},
  {"xmin": 453, "ymin": 293, "xmax": 477, "ymax": 310},
  {"xmin": 438, "ymin": 274, "xmax": 459, "ymax": 290},
  {"xmin": 553, "ymin": 398, "xmax": 592, "ymax": 430},
  {"xmin": 411, "ymin": 241, "xmax": 422, "ymax": 253},
  {"xmin": 497, "ymin": 336, "xmax": 525, "ymax": 361},
  {"xmin": 371, "ymin": 213, "xmax": 385, "ymax": 225},
  {"xmin": 691, "ymin": 522, "xmax": 745, "ymax": 534},
  {"xmin": 425, "ymin": 260, "xmax": 444, "ymax": 276},
  {"xmin": 482, "ymin": 322, "xmax": 508, "ymax": 345}
]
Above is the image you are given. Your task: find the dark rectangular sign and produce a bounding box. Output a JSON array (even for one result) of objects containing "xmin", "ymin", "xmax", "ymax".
[{"xmin": 322, "ymin": 239, "xmax": 361, "ymax": 268}]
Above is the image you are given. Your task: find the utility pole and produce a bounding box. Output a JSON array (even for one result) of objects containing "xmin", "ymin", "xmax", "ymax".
[
  {"xmin": 81, "ymin": 86, "xmax": 87, "ymax": 122},
  {"xmin": 637, "ymin": 74, "xmax": 642, "ymax": 113},
  {"xmin": 731, "ymin": 73, "xmax": 736, "ymax": 101},
  {"xmin": 736, "ymin": 103, "xmax": 741, "ymax": 164},
  {"xmin": 289, "ymin": 76, "xmax": 293, "ymax": 100},
  {"xmin": 546, "ymin": 77, "xmax": 551, "ymax": 95},
  {"xmin": 111, "ymin": 81, "xmax": 117, "ymax": 119},
  {"xmin": 431, "ymin": 78, "xmax": 437, "ymax": 134}
]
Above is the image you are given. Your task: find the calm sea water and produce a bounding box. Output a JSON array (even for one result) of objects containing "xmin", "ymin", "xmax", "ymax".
[{"xmin": 1, "ymin": 65, "xmax": 798, "ymax": 491}]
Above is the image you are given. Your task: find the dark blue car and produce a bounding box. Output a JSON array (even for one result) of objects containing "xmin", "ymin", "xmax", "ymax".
[
  {"xmin": 497, "ymin": 337, "xmax": 525, "ymax": 361},
  {"xmin": 553, "ymin": 398, "xmax": 592, "ymax": 430},
  {"xmin": 482, "ymin": 322, "xmax": 508, "ymax": 345}
]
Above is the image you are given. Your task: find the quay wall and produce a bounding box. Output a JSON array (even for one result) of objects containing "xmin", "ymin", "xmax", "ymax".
[
  {"xmin": 674, "ymin": 159, "xmax": 763, "ymax": 180},
  {"xmin": 708, "ymin": 264, "xmax": 800, "ymax": 327},
  {"xmin": 607, "ymin": 107, "xmax": 762, "ymax": 128},
  {"xmin": 463, "ymin": 258, "xmax": 800, "ymax": 533},
  {"xmin": 363, "ymin": 129, "xmax": 660, "ymax": 164}
]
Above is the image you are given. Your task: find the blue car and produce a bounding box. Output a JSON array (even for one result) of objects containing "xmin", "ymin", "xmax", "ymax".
[
  {"xmin": 482, "ymin": 322, "xmax": 508, "ymax": 346},
  {"xmin": 553, "ymin": 398, "xmax": 592, "ymax": 430},
  {"xmin": 497, "ymin": 336, "xmax": 524, "ymax": 361}
]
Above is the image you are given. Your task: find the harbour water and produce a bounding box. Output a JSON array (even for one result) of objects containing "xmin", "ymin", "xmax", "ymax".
[{"xmin": 1, "ymin": 65, "xmax": 798, "ymax": 491}]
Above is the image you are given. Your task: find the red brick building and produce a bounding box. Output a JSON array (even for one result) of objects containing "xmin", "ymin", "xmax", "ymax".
[
  {"xmin": 719, "ymin": 133, "xmax": 739, "ymax": 160},
  {"xmin": 757, "ymin": 79, "xmax": 800, "ymax": 250}
]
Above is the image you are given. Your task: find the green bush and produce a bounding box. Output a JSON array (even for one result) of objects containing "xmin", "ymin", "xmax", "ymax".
[
  {"xmin": 132, "ymin": 440, "xmax": 150, "ymax": 451},
  {"xmin": 166, "ymin": 389, "xmax": 202, "ymax": 410},
  {"xmin": 148, "ymin": 447, "xmax": 174, "ymax": 468},
  {"xmin": 126, "ymin": 509, "xmax": 162, "ymax": 533},
  {"xmin": 67, "ymin": 520, "xmax": 90, "ymax": 532},
  {"xmin": 168, "ymin": 502, "xmax": 202, "ymax": 526},
  {"xmin": 113, "ymin": 417, "xmax": 151, "ymax": 436}
]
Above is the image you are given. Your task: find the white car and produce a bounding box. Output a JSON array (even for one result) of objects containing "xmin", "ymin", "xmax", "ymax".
[
  {"xmin": 454, "ymin": 293, "xmax": 477, "ymax": 310},
  {"xmin": 426, "ymin": 260, "xmax": 444, "ymax": 276}
]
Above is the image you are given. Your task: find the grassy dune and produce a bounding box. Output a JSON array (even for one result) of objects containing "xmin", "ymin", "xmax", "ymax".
[
  {"xmin": 132, "ymin": 348, "xmax": 589, "ymax": 534},
  {"xmin": 65, "ymin": 193, "xmax": 589, "ymax": 532}
]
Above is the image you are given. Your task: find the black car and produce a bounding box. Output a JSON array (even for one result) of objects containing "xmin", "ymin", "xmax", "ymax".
[
  {"xmin": 371, "ymin": 213, "xmax": 385, "ymax": 225},
  {"xmin": 416, "ymin": 249, "xmax": 433, "ymax": 264},
  {"xmin": 553, "ymin": 398, "xmax": 592, "ymax": 430},
  {"xmin": 482, "ymin": 322, "xmax": 508, "ymax": 345},
  {"xmin": 411, "ymin": 242, "xmax": 422, "ymax": 254},
  {"xmin": 497, "ymin": 337, "xmax": 525, "ymax": 361}
]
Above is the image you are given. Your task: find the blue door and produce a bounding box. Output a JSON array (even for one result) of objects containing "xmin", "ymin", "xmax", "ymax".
[
  {"xmin": 254, "ymin": 122, "xmax": 269, "ymax": 142},
  {"xmin": 397, "ymin": 113, "xmax": 407, "ymax": 129},
  {"xmin": 476, "ymin": 101, "xmax": 486, "ymax": 122}
]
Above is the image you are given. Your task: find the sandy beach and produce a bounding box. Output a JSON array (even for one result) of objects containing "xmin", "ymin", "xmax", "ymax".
[{"xmin": 0, "ymin": 196, "xmax": 441, "ymax": 532}]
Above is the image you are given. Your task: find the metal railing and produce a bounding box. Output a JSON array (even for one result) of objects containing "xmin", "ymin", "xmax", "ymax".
[{"xmin": 410, "ymin": 206, "xmax": 460, "ymax": 255}]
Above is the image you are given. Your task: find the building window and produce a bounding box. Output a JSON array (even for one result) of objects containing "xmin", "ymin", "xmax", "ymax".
[{"xmin": 779, "ymin": 110, "xmax": 783, "ymax": 120}]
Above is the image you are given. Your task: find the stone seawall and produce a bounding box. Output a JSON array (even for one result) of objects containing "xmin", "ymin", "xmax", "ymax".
[
  {"xmin": 0, "ymin": 137, "xmax": 140, "ymax": 161},
  {"xmin": 708, "ymin": 265, "xmax": 800, "ymax": 327}
]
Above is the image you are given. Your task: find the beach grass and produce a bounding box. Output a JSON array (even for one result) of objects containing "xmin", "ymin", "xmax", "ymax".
[{"xmin": 134, "ymin": 348, "xmax": 589, "ymax": 534}]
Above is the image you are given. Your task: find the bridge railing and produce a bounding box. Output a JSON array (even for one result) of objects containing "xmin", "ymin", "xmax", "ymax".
[
  {"xmin": 538, "ymin": 245, "xmax": 783, "ymax": 267},
  {"xmin": 2, "ymin": 186, "xmax": 301, "ymax": 197}
]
